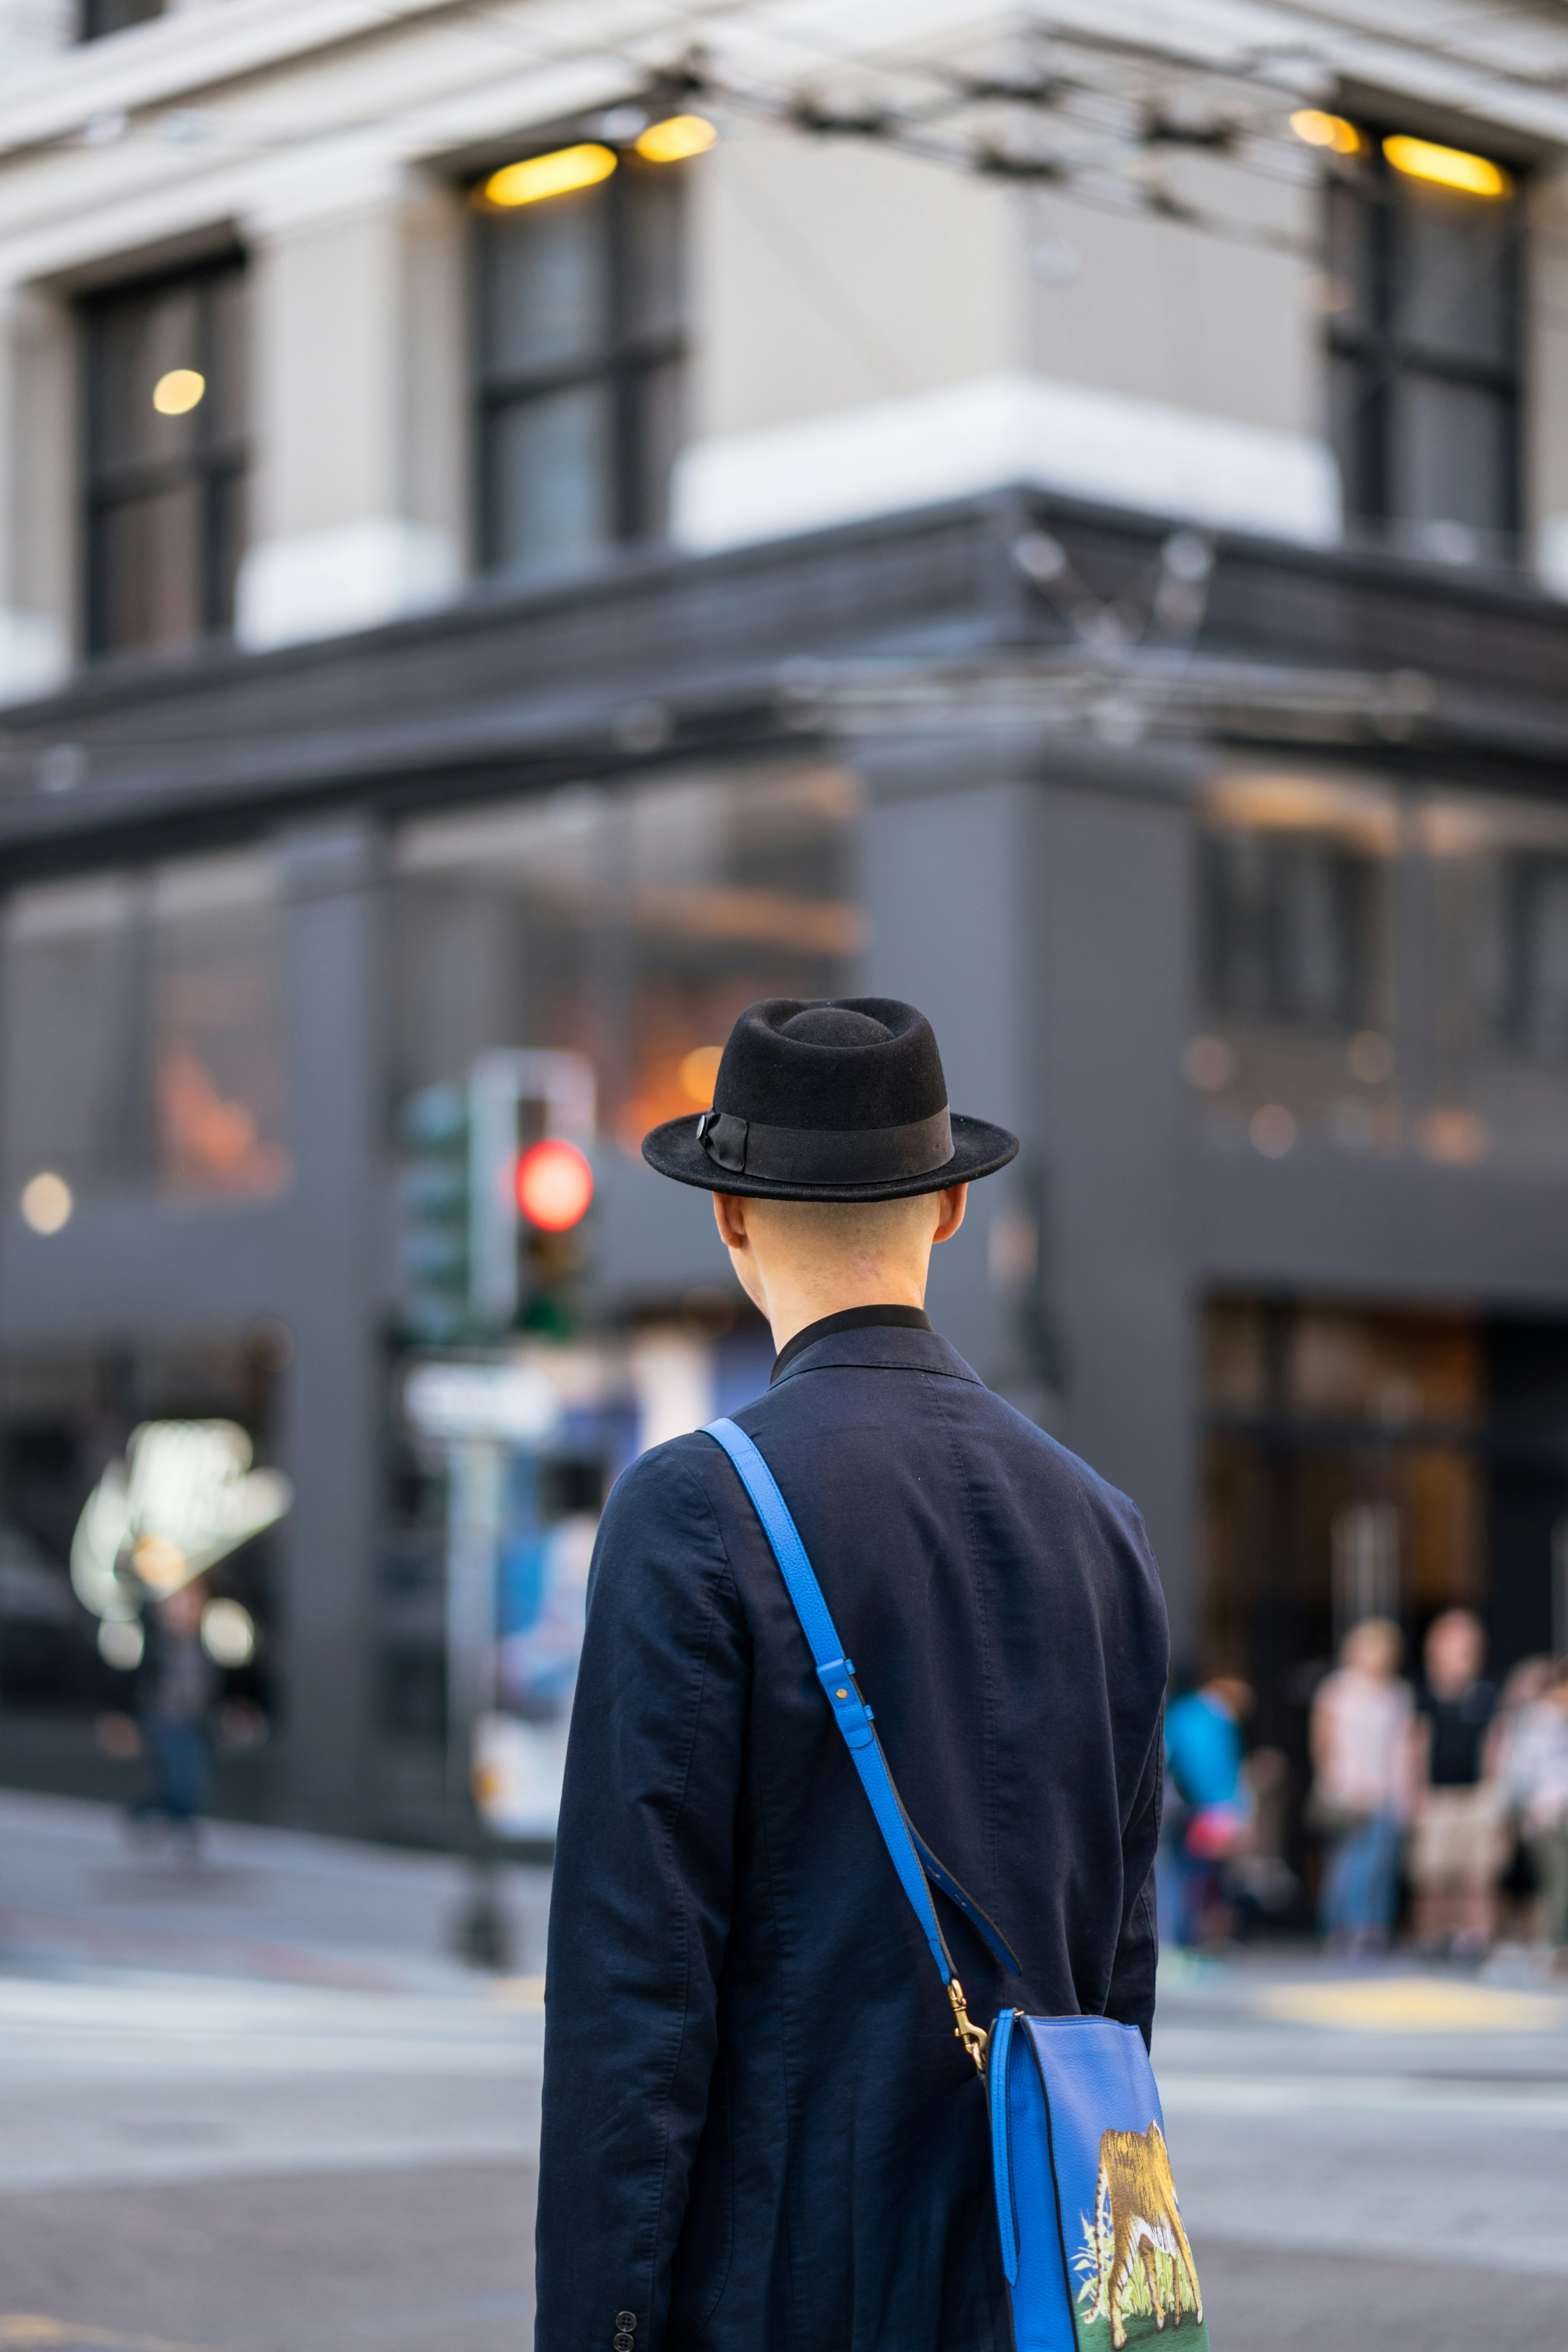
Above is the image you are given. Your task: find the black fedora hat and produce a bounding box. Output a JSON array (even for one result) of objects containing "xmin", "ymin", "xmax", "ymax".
[{"xmin": 642, "ymin": 997, "xmax": 1018, "ymax": 1202}]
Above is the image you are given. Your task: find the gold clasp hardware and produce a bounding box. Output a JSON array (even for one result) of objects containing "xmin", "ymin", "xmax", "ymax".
[{"xmin": 947, "ymin": 1977, "xmax": 989, "ymax": 2078}]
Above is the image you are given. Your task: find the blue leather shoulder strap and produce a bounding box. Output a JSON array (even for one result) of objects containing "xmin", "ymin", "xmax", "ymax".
[{"xmin": 704, "ymin": 1416, "xmax": 1020, "ymax": 1985}]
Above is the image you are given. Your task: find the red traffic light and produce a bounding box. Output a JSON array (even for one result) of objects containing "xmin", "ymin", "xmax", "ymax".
[{"xmin": 514, "ymin": 1138, "xmax": 593, "ymax": 1232}]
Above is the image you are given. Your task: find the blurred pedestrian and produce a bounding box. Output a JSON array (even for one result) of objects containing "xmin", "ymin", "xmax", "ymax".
[
  {"xmin": 1227, "ymin": 1746, "xmax": 1299, "ymax": 1934},
  {"xmin": 1309, "ymin": 1617, "xmax": 1412, "ymax": 1954},
  {"xmin": 129, "ymin": 1579, "xmax": 217, "ymax": 1850},
  {"xmin": 535, "ymin": 997, "xmax": 1169, "ymax": 2352},
  {"xmin": 1503, "ymin": 1661, "xmax": 1568, "ymax": 1964},
  {"xmin": 1159, "ymin": 1673, "xmax": 1254, "ymax": 1949},
  {"xmin": 1493, "ymin": 1656, "xmax": 1554, "ymax": 1939},
  {"xmin": 1408, "ymin": 1608, "xmax": 1501, "ymax": 1961}
]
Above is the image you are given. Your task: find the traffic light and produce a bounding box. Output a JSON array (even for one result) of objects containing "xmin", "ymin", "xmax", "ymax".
[
  {"xmin": 395, "ymin": 1082, "xmax": 471, "ymax": 1344},
  {"xmin": 397, "ymin": 1053, "xmax": 597, "ymax": 1344},
  {"xmin": 470, "ymin": 1050, "xmax": 596, "ymax": 1337}
]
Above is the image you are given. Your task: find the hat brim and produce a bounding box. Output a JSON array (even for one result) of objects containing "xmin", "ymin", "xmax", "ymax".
[{"xmin": 641, "ymin": 1111, "xmax": 1020, "ymax": 1202}]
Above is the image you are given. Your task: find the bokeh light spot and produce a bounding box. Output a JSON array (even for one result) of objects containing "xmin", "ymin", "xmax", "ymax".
[
  {"xmin": 20, "ymin": 1171, "xmax": 72, "ymax": 1234},
  {"xmin": 679, "ymin": 1045, "xmax": 724, "ymax": 1103},
  {"xmin": 153, "ymin": 367, "xmax": 205, "ymax": 415},
  {"xmin": 515, "ymin": 1138, "xmax": 594, "ymax": 1231},
  {"xmin": 635, "ymin": 115, "xmax": 718, "ymax": 164}
]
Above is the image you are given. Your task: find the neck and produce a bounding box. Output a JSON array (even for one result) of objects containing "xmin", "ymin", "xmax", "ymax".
[{"xmin": 763, "ymin": 1273, "xmax": 927, "ymax": 1356}]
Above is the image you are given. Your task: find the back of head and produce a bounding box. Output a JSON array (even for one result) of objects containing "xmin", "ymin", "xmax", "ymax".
[{"xmin": 741, "ymin": 1190, "xmax": 944, "ymax": 1285}]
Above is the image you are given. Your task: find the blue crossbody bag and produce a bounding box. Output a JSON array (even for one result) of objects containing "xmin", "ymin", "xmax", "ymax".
[{"xmin": 704, "ymin": 1417, "xmax": 1208, "ymax": 2352}]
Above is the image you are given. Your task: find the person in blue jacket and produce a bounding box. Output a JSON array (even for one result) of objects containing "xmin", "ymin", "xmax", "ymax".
[
  {"xmin": 1159, "ymin": 1674, "xmax": 1254, "ymax": 1949},
  {"xmin": 535, "ymin": 997, "xmax": 1170, "ymax": 2352}
]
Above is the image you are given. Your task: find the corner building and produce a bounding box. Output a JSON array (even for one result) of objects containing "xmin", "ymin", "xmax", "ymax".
[{"xmin": 2, "ymin": 0, "xmax": 1568, "ymax": 1843}]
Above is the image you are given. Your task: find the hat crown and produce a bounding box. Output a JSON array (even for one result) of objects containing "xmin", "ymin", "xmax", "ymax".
[{"xmin": 714, "ymin": 997, "xmax": 947, "ymax": 1133}]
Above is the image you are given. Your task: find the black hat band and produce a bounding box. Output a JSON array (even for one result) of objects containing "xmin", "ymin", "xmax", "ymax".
[{"xmin": 697, "ymin": 1105, "xmax": 954, "ymax": 1185}]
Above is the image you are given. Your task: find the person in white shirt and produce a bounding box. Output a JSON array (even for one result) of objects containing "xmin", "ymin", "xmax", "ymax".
[
  {"xmin": 1310, "ymin": 1617, "xmax": 1413, "ymax": 1954},
  {"xmin": 1501, "ymin": 1662, "xmax": 1568, "ymax": 1963}
]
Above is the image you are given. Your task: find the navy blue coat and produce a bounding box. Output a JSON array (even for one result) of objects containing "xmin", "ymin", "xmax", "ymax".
[{"xmin": 535, "ymin": 1321, "xmax": 1168, "ymax": 2352}]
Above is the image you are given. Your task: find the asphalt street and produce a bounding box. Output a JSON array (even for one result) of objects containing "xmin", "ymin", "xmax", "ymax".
[{"xmin": 0, "ymin": 1789, "xmax": 1562, "ymax": 2351}]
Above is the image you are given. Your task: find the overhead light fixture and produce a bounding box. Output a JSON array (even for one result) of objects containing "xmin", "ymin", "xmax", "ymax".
[
  {"xmin": 635, "ymin": 114, "xmax": 718, "ymax": 164},
  {"xmin": 152, "ymin": 368, "xmax": 205, "ymax": 416},
  {"xmin": 1290, "ymin": 109, "xmax": 1363, "ymax": 156},
  {"xmin": 483, "ymin": 143, "xmax": 617, "ymax": 207},
  {"xmin": 1383, "ymin": 134, "xmax": 1512, "ymax": 198}
]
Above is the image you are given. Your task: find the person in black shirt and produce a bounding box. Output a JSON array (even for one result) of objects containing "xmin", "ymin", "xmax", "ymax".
[{"xmin": 1410, "ymin": 1608, "xmax": 1501, "ymax": 1960}]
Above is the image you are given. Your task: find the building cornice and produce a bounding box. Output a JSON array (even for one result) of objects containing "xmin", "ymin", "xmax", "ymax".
[{"xmin": 0, "ymin": 490, "xmax": 1566, "ymax": 870}]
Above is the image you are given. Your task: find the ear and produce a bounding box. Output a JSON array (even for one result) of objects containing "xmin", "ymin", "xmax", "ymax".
[
  {"xmin": 712, "ymin": 1192, "xmax": 749, "ymax": 1251},
  {"xmin": 931, "ymin": 1184, "xmax": 969, "ymax": 1245}
]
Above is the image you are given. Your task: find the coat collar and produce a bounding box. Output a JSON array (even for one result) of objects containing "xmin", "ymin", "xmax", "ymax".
[{"xmin": 768, "ymin": 1321, "xmax": 985, "ymax": 1389}]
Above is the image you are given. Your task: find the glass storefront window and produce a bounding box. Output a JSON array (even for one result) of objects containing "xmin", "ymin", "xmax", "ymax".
[
  {"xmin": 1, "ymin": 876, "xmax": 139, "ymax": 1201},
  {"xmin": 1201, "ymin": 1296, "xmax": 1487, "ymax": 1749},
  {"xmin": 1189, "ymin": 771, "xmax": 1396, "ymax": 1150},
  {"xmin": 1188, "ymin": 772, "xmax": 1568, "ymax": 1171},
  {"xmin": 0, "ymin": 1329, "xmax": 285, "ymax": 1728},
  {"xmin": 1, "ymin": 848, "xmax": 290, "ymax": 1210},
  {"xmin": 1419, "ymin": 793, "xmax": 1568, "ymax": 1171},
  {"xmin": 151, "ymin": 855, "xmax": 291, "ymax": 1200},
  {"xmin": 391, "ymin": 760, "xmax": 865, "ymax": 1153}
]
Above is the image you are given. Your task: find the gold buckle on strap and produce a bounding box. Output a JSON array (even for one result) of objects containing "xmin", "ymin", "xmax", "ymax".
[{"xmin": 947, "ymin": 1978, "xmax": 989, "ymax": 2078}]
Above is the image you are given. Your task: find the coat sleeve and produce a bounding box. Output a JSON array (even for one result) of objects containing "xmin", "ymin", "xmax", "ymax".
[
  {"xmin": 535, "ymin": 1444, "xmax": 749, "ymax": 2352},
  {"xmin": 1103, "ymin": 1709, "xmax": 1163, "ymax": 2048},
  {"xmin": 1101, "ymin": 1496, "xmax": 1168, "ymax": 2051}
]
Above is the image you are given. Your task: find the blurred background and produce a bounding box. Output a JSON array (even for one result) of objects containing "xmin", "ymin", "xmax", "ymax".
[{"xmin": 2, "ymin": 4, "xmax": 1568, "ymax": 2345}]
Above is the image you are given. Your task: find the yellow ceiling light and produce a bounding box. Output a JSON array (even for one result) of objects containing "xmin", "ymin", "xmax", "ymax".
[
  {"xmin": 152, "ymin": 367, "xmax": 205, "ymax": 416},
  {"xmin": 635, "ymin": 114, "xmax": 718, "ymax": 164},
  {"xmin": 1383, "ymin": 134, "xmax": 1512, "ymax": 198},
  {"xmin": 1290, "ymin": 109, "xmax": 1363, "ymax": 156},
  {"xmin": 483, "ymin": 143, "xmax": 617, "ymax": 208}
]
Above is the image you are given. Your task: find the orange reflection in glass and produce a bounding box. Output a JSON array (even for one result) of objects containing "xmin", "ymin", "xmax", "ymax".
[{"xmin": 158, "ymin": 1050, "xmax": 292, "ymax": 1195}]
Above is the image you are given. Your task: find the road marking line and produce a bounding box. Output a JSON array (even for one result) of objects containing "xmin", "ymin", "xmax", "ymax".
[
  {"xmin": 1251, "ymin": 1976, "xmax": 1566, "ymax": 2032},
  {"xmin": 0, "ymin": 2318, "xmax": 211, "ymax": 2352}
]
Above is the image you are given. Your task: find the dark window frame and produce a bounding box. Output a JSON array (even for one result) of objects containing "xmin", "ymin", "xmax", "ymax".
[
  {"xmin": 79, "ymin": 0, "xmax": 164, "ymax": 41},
  {"xmin": 473, "ymin": 152, "xmax": 685, "ymax": 572},
  {"xmin": 1327, "ymin": 129, "xmax": 1524, "ymax": 542},
  {"xmin": 1501, "ymin": 852, "xmax": 1568, "ymax": 1062},
  {"xmin": 80, "ymin": 254, "xmax": 248, "ymax": 659}
]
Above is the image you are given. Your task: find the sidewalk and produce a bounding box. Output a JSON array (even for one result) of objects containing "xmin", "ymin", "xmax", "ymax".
[
  {"xmin": 0, "ymin": 1789, "xmax": 549, "ymax": 2352},
  {"xmin": 0, "ymin": 1786, "xmax": 553, "ymax": 1991}
]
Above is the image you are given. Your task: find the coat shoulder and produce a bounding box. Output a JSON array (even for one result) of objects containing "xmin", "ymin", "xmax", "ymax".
[
  {"xmin": 744, "ymin": 1358, "xmax": 1153, "ymax": 1554},
  {"xmin": 989, "ymin": 1395, "xmax": 1153, "ymax": 1546},
  {"xmin": 600, "ymin": 1426, "xmax": 740, "ymax": 1535},
  {"xmin": 586, "ymin": 1432, "xmax": 742, "ymax": 1622}
]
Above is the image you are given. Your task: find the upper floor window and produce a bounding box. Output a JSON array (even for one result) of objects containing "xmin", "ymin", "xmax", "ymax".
[
  {"xmin": 81, "ymin": 258, "xmax": 247, "ymax": 658},
  {"xmin": 475, "ymin": 139, "xmax": 687, "ymax": 576},
  {"xmin": 1320, "ymin": 120, "xmax": 1521, "ymax": 559},
  {"xmin": 80, "ymin": 0, "xmax": 164, "ymax": 40}
]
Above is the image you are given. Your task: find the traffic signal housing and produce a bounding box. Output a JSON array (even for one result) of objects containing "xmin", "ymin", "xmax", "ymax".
[
  {"xmin": 396, "ymin": 1051, "xmax": 597, "ymax": 1343},
  {"xmin": 395, "ymin": 1081, "xmax": 471, "ymax": 1344}
]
